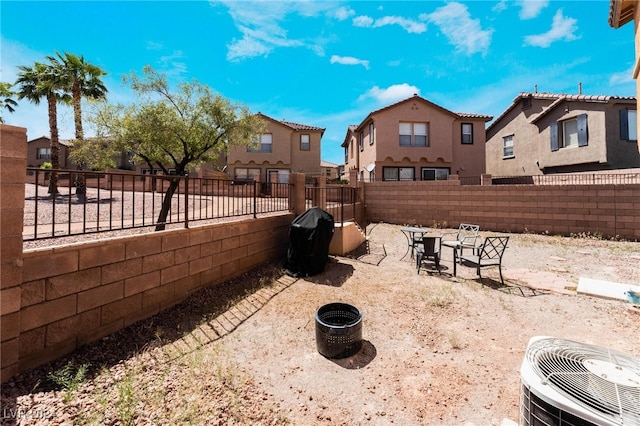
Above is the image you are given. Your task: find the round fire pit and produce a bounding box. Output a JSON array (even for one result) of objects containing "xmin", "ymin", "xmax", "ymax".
[{"xmin": 315, "ymin": 303, "xmax": 362, "ymax": 359}]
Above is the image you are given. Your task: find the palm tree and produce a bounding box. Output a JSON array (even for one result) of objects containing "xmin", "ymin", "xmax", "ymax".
[
  {"xmin": 15, "ymin": 62, "xmax": 70, "ymax": 194},
  {"xmin": 48, "ymin": 51, "xmax": 108, "ymax": 196},
  {"xmin": 0, "ymin": 82, "xmax": 18, "ymax": 123}
]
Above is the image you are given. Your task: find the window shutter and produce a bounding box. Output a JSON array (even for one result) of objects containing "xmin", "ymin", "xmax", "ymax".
[
  {"xmin": 577, "ymin": 113, "xmax": 588, "ymax": 147},
  {"xmin": 550, "ymin": 122, "xmax": 559, "ymax": 151},
  {"xmin": 620, "ymin": 110, "xmax": 629, "ymax": 140}
]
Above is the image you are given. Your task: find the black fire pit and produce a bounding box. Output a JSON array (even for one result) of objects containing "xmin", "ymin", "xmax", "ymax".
[{"xmin": 315, "ymin": 303, "xmax": 362, "ymax": 359}]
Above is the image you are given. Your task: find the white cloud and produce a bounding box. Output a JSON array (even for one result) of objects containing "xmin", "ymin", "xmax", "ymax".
[
  {"xmin": 524, "ymin": 9, "xmax": 579, "ymax": 47},
  {"xmin": 330, "ymin": 55, "xmax": 370, "ymax": 70},
  {"xmin": 334, "ymin": 6, "xmax": 355, "ymax": 21},
  {"xmin": 146, "ymin": 41, "xmax": 164, "ymax": 50},
  {"xmin": 519, "ymin": 0, "xmax": 549, "ymax": 19},
  {"xmin": 216, "ymin": 1, "xmax": 339, "ymax": 61},
  {"xmin": 359, "ymin": 84, "xmax": 420, "ymax": 104},
  {"xmin": 158, "ymin": 50, "xmax": 188, "ymax": 77},
  {"xmin": 609, "ymin": 65, "xmax": 634, "ymax": 86},
  {"xmin": 492, "ymin": 1, "xmax": 508, "ymax": 13},
  {"xmin": 353, "ymin": 14, "xmax": 426, "ymax": 34},
  {"xmin": 353, "ymin": 15, "xmax": 374, "ymax": 28},
  {"xmin": 423, "ymin": 2, "xmax": 493, "ymax": 56}
]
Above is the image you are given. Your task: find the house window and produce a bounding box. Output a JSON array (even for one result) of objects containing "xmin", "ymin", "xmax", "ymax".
[
  {"xmin": 382, "ymin": 166, "xmax": 415, "ymax": 181},
  {"xmin": 421, "ymin": 168, "xmax": 449, "ymax": 181},
  {"xmin": 359, "ymin": 133, "xmax": 364, "ymax": 151},
  {"xmin": 399, "ymin": 122, "xmax": 429, "ymax": 147},
  {"xmin": 235, "ymin": 168, "xmax": 261, "ymax": 181},
  {"xmin": 369, "ymin": 170, "xmax": 375, "ymax": 182},
  {"xmin": 461, "ymin": 123, "xmax": 473, "ymax": 144},
  {"xmin": 248, "ymin": 134, "xmax": 272, "ymax": 152},
  {"xmin": 300, "ymin": 134, "xmax": 310, "ymax": 151},
  {"xmin": 369, "ymin": 123, "xmax": 375, "ymax": 145},
  {"xmin": 37, "ymin": 147, "xmax": 51, "ymax": 160},
  {"xmin": 344, "ymin": 146, "xmax": 348, "ymax": 163},
  {"xmin": 562, "ymin": 118, "xmax": 579, "ymax": 148},
  {"xmin": 620, "ymin": 109, "xmax": 638, "ymax": 141},
  {"xmin": 503, "ymin": 135, "xmax": 514, "ymax": 158},
  {"xmin": 551, "ymin": 114, "xmax": 588, "ymax": 151}
]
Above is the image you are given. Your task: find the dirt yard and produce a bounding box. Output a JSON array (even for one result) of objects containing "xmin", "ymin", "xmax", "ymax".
[{"xmin": 2, "ymin": 223, "xmax": 639, "ymax": 425}]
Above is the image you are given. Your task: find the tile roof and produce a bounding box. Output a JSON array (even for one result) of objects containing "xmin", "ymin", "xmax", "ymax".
[
  {"xmin": 487, "ymin": 92, "xmax": 637, "ymax": 133},
  {"xmin": 257, "ymin": 112, "xmax": 325, "ymax": 133},
  {"xmin": 280, "ymin": 120, "xmax": 325, "ymax": 132},
  {"xmin": 355, "ymin": 94, "xmax": 492, "ymax": 131}
]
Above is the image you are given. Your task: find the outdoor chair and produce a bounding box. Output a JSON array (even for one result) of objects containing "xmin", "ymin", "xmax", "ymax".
[
  {"xmin": 453, "ymin": 236, "xmax": 509, "ymax": 286},
  {"xmin": 441, "ymin": 223, "xmax": 480, "ymax": 263},
  {"xmin": 416, "ymin": 235, "xmax": 441, "ymax": 275}
]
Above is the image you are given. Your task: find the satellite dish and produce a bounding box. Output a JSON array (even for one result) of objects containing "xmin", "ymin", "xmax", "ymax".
[{"xmin": 365, "ymin": 163, "xmax": 375, "ymax": 172}]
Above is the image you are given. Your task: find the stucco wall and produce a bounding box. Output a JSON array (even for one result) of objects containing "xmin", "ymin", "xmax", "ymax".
[{"xmin": 364, "ymin": 180, "xmax": 640, "ymax": 240}]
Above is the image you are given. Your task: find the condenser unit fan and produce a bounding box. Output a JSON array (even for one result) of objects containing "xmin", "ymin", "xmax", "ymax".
[{"xmin": 520, "ymin": 336, "xmax": 640, "ymax": 426}]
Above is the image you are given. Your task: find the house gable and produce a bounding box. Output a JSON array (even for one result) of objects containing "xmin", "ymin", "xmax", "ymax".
[{"xmin": 486, "ymin": 92, "xmax": 639, "ymax": 176}]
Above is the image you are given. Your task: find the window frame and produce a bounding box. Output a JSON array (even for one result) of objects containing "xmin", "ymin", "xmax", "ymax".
[
  {"xmin": 248, "ymin": 133, "xmax": 272, "ymax": 153},
  {"xmin": 620, "ymin": 109, "xmax": 638, "ymax": 141},
  {"xmin": 300, "ymin": 134, "xmax": 310, "ymax": 151},
  {"xmin": 369, "ymin": 122, "xmax": 375, "ymax": 145},
  {"xmin": 461, "ymin": 123, "xmax": 473, "ymax": 144},
  {"xmin": 420, "ymin": 167, "xmax": 450, "ymax": 181},
  {"xmin": 382, "ymin": 166, "xmax": 415, "ymax": 181},
  {"xmin": 399, "ymin": 122, "xmax": 429, "ymax": 147},
  {"xmin": 561, "ymin": 117, "xmax": 579, "ymax": 148},
  {"xmin": 503, "ymin": 135, "xmax": 514, "ymax": 159},
  {"xmin": 36, "ymin": 147, "xmax": 51, "ymax": 160},
  {"xmin": 235, "ymin": 167, "xmax": 261, "ymax": 181}
]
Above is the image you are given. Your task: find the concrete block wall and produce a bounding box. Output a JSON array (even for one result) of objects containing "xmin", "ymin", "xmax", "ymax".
[
  {"xmin": 14, "ymin": 214, "xmax": 292, "ymax": 374},
  {"xmin": 364, "ymin": 181, "xmax": 640, "ymax": 240},
  {"xmin": 1, "ymin": 125, "xmax": 28, "ymax": 382}
]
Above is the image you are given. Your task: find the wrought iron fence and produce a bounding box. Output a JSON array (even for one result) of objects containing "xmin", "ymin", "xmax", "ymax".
[
  {"xmin": 304, "ymin": 185, "xmax": 363, "ymax": 230},
  {"xmin": 24, "ymin": 168, "xmax": 291, "ymax": 241},
  {"xmin": 491, "ymin": 173, "xmax": 640, "ymax": 186}
]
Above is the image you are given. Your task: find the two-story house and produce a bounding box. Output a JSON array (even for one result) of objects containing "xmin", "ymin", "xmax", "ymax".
[
  {"xmin": 26, "ymin": 136, "xmax": 72, "ymax": 168},
  {"xmin": 485, "ymin": 92, "xmax": 639, "ymax": 176},
  {"xmin": 610, "ymin": 0, "xmax": 640, "ymax": 157},
  {"xmin": 227, "ymin": 113, "xmax": 324, "ymax": 184},
  {"xmin": 341, "ymin": 94, "xmax": 492, "ymax": 182}
]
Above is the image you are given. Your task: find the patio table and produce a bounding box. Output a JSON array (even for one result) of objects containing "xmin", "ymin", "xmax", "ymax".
[{"xmin": 400, "ymin": 226, "xmax": 430, "ymax": 260}]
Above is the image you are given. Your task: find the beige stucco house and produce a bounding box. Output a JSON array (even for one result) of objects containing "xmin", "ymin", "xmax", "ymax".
[
  {"xmin": 486, "ymin": 92, "xmax": 639, "ymax": 176},
  {"xmin": 227, "ymin": 113, "xmax": 324, "ymax": 184},
  {"xmin": 610, "ymin": 0, "xmax": 640, "ymax": 156},
  {"xmin": 320, "ymin": 160, "xmax": 341, "ymax": 182},
  {"xmin": 26, "ymin": 136, "xmax": 72, "ymax": 168},
  {"xmin": 341, "ymin": 94, "xmax": 492, "ymax": 182}
]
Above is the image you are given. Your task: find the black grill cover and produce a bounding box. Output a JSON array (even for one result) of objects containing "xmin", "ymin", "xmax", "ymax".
[{"xmin": 284, "ymin": 207, "xmax": 334, "ymax": 277}]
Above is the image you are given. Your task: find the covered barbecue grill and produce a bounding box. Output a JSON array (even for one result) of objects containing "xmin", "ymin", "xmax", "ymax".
[{"xmin": 284, "ymin": 207, "xmax": 334, "ymax": 277}]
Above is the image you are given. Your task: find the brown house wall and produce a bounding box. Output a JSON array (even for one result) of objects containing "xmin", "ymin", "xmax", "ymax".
[{"xmin": 364, "ymin": 180, "xmax": 640, "ymax": 240}]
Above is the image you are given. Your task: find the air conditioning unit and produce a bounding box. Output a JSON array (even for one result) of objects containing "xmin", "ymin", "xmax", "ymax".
[{"xmin": 520, "ymin": 336, "xmax": 640, "ymax": 426}]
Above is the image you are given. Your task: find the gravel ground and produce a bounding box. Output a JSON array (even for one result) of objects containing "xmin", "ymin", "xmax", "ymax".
[{"xmin": 3, "ymin": 221, "xmax": 640, "ymax": 425}]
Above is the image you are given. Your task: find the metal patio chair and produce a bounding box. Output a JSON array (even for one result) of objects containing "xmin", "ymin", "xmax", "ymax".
[
  {"xmin": 416, "ymin": 235, "xmax": 441, "ymax": 275},
  {"xmin": 453, "ymin": 236, "xmax": 509, "ymax": 285},
  {"xmin": 441, "ymin": 223, "xmax": 480, "ymax": 263}
]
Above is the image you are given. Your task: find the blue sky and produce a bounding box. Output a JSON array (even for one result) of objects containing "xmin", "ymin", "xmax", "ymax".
[{"xmin": 1, "ymin": 0, "xmax": 635, "ymax": 165}]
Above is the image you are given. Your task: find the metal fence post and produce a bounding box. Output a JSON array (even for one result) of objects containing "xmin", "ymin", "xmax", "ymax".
[{"xmin": 184, "ymin": 174, "xmax": 189, "ymax": 229}]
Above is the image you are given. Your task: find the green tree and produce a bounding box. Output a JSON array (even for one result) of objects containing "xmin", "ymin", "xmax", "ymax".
[
  {"xmin": 49, "ymin": 51, "xmax": 108, "ymax": 196},
  {"xmin": 0, "ymin": 82, "xmax": 18, "ymax": 123},
  {"xmin": 15, "ymin": 62, "xmax": 71, "ymax": 194},
  {"xmin": 91, "ymin": 66, "xmax": 264, "ymax": 230}
]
